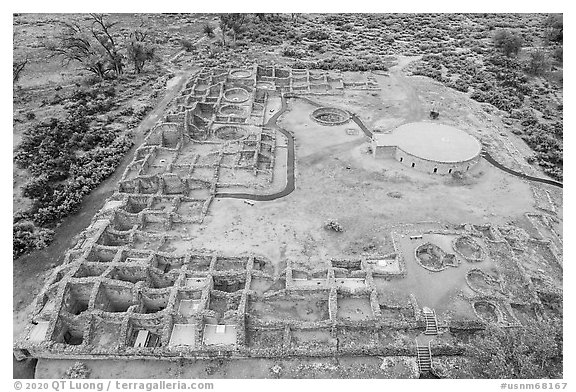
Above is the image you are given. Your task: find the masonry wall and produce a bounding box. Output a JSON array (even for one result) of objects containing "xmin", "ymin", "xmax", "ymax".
[
  {"xmin": 373, "ymin": 141, "xmax": 480, "ymax": 175},
  {"xmin": 372, "ymin": 143, "xmax": 396, "ymax": 159},
  {"xmin": 374, "ymin": 144, "xmax": 479, "ymax": 175}
]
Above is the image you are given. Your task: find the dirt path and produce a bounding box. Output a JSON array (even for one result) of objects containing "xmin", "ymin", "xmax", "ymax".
[
  {"xmin": 13, "ymin": 68, "xmax": 195, "ymax": 325},
  {"xmin": 215, "ymin": 95, "xmax": 295, "ymax": 201},
  {"xmin": 389, "ymin": 56, "xmax": 426, "ymax": 123}
]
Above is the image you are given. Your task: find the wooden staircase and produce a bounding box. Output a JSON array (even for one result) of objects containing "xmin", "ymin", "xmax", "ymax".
[
  {"xmin": 416, "ymin": 340, "xmax": 432, "ymax": 373},
  {"xmin": 423, "ymin": 308, "xmax": 438, "ymax": 335},
  {"xmin": 416, "ymin": 307, "xmax": 439, "ymax": 374}
]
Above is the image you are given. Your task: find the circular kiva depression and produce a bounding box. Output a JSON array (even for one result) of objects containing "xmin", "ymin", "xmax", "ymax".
[
  {"xmin": 214, "ymin": 126, "xmax": 248, "ymax": 141},
  {"xmin": 467, "ymin": 269, "xmax": 498, "ymax": 295},
  {"xmin": 453, "ymin": 235, "xmax": 485, "ymax": 262},
  {"xmin": 415, "ymin": 242, "xmax": 457, "ymax": 272},
  {"xmin": 311, "ymin": 107, "xmax": 351, "ymax": 126},
  {"xmin": 473, "ymin": 300, "xmax": 499, "ymax": 323},
  {"xmin": 223, "ymin": 88, "xmax": 250, "ymax": 103},
  {"xmin": 219, "ymin": 104, "xmax": 247, "ymax": 117},
  {"xmin": 229, "ymin": 69, "xmax": 252, "ymax": 79},
  {"xmin": 256, "ymin": 81, "xmax": 275, "ymax": 91},
  {"xmin": 372, "ymin": 122, "xmax": 482, "ymax": 174}
]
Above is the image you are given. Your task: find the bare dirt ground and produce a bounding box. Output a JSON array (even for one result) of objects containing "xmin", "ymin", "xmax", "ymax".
[
  {"xmin": 35, "ymin": 356, "xmax": 418, "ymax": 379},
  {"xmin": 183, "ymin": 59, "xmax": 537, "ymax": 274}
]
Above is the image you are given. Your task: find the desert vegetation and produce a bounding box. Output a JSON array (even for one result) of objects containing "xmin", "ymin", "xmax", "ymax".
[
  {"xmin": 13, "ymin": 12, "xmax": 563, "ymax": 257},
  {"xmin": 462, "ymin": 318, "xmax": 562, "ymax": 378},
  {"xmin": 13, "ymin": 13, "xmax": 176, "ymax": 258},
  {"xmin": 175, "ymin": 13, "xmax": 562, "ymax": 181}
]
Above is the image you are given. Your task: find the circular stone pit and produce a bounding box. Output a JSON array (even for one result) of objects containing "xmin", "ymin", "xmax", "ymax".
[
  {"xmin": 230, "ymin": 69, "xmax": 252, "ymax": 79},
  {"xmin": 311, "ymin": 107, "xmax": 351, "ymax": 126},
  {"xmin": 219, "ymin": 104, "xmax": 247, "ymax": 117},
  {"xmin": 473, "ymin": 300, "xmax": 500, "ymax": 323},
  {"xmin": 453, "ymin": 235, "xmax": 485, "ymax": 262},
  {"xmin": 415, "ymin": 242, "xmax": 458, "ymax": 272},
  {"xmin": 224, "ymin": 88, "xmax": 250, "ymax": 103},
  {"xmin": 214, "ymin": 126, "xmax": 248, "ymax": 141},
  {"xmin": 466, "ymin": 269, "xmax": 499, "ymax": 295},
  {"xmin": 256, "ymin": 81, "xmax": 276, "ymax": 91}
]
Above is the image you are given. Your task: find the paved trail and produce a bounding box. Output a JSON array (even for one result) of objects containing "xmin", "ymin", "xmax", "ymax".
[
  {"xmin": 482, "ymin": 151, "xmax": 562, "ymax": 188},
  {"xmin": 214, "ymin": 94, "xmax": 374, "ymax": 201},
  {"xmin": 214, "ymin": 95, "xmax": 295, "ymax": 201}
]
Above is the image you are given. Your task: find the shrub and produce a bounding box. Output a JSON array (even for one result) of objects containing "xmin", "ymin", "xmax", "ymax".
[
  {"xmin": 308, "ymin": 42, "xmax": 325, "ymax": 53},
  {"xmin": 14, "ymin": 87, "xmax": 134, "ymax": 233},
  {"xmin": 13, "ymin": 220, "xmax": 54, "ymax": 258},
  {"xmin": 340, "ymin": 40, "xmax": 354, "ymax": 49},
  {"xmin": 493, "ymin": 29, "xmax": 522, "ymax": 57},
  {"xmin": 31, "ymin": 135, "xmax": 133, "ymax": 226},
  {"xmin": 282, "ymin": 46, "xmax": 305, "ymax": 59},
  {"xmin": 525, "ymin": 50, "xmax": 550, "ymax": 76},
  {"xmin": 543, "ymin": 14, "xmax": 563, "ymax": 45},
  {"xmin": 448, "ymin": 77, "xmax": 470, "ymax": 93},
  {"xmin": 465, "ymin": 320, "xmax": 562, "ymax": 378},
  {"xmin": 470, "ymin": 89, "xmax": 522, "ymax": 113},
  {"xmin": 552, "ymin": 47, "xmax": 563, "ymax": 63},
  {"xmin": 337, "ymin": 23, "xmax": 354, "ymax": 32},
  {"xmin": 203, "ymin": 23, "xmax": 215, "ymax": 38},
  {"xmin": 324, "ymin": 219, "xmax": 344, "ymax": 232},
  {"xmin": 64, "ymin": 362, "xmax": 91, "ymax": 379},
  {"xmin": 180, "ymin": 39, "xmax": 196, "ymax": 52},
  {"xmin": 306, "ymin": 29, "xmax": 330, "ymax": 41}
]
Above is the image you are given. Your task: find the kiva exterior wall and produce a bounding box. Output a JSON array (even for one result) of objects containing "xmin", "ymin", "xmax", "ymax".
[
  {"xmin": 395, "ymin": 147, "xmax": 480, "ymax": 175},
  {"xmin": 372, "ymin": 141, "xmax": 480, "ymax": 175},
  {"xmin": 373, "ymin": 144, "xmax": 396, "ymax": 159}
]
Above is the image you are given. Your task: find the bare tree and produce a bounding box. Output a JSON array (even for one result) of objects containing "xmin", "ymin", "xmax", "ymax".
[
  {"xmin": 218, "ymin": 15, "xmax": 228, "ymax": 46},
  {"xmin": 126, "ymin": 23, "xmax": 156, "ymax": 74},
  {"xmin": 13, "ymin": 58, "xmax": 28, "ymax": 84},
  {"xmin": 47, "ymin": 21, "xmax": 111, "ymax": 79},
  {"xmin": 203, "ymin": 22, "xmax": 215, "ymax": 39},
  {"xmin": 47, "ymin": 14, "xmax": 124, "ymax": 80},
  {"xmin": 229, "ymin": 14, "xmax": 247, "ymax": 44},
  {"xmin": 89, "ymin": 13, "xmax": 124, "ymax": 76},
  {"xmin": 219, "ymin": 14, "xmax": 249, "ymax": 46}
]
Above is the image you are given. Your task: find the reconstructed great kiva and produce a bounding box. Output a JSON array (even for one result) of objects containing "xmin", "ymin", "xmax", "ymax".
[{"xmin": 372, "ymin": 122, "xmax": 482, "ymax": 175}]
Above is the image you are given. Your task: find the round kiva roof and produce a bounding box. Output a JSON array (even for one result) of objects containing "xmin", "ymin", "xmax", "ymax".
[{"xmin": 374, "ymin": 122, "xmax": 482, "ymax": 163}]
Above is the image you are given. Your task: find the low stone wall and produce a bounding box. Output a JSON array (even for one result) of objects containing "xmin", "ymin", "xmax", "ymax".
[
  {"xmin": 310, "ymin": 107, "xmax": 351, "ymax": 126},
  {"xmin": 394, "ymin": 147, "xmax": 480, "ymax": 175}
]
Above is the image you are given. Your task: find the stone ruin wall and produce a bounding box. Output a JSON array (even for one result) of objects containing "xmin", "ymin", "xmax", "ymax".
[
  {"xmin": 14, "ymin": 64, "xmax": 559, "ymax": 363},
  {"xmin": 18, "ymin": 217, "xmax": 558, "ymax": 361}
]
